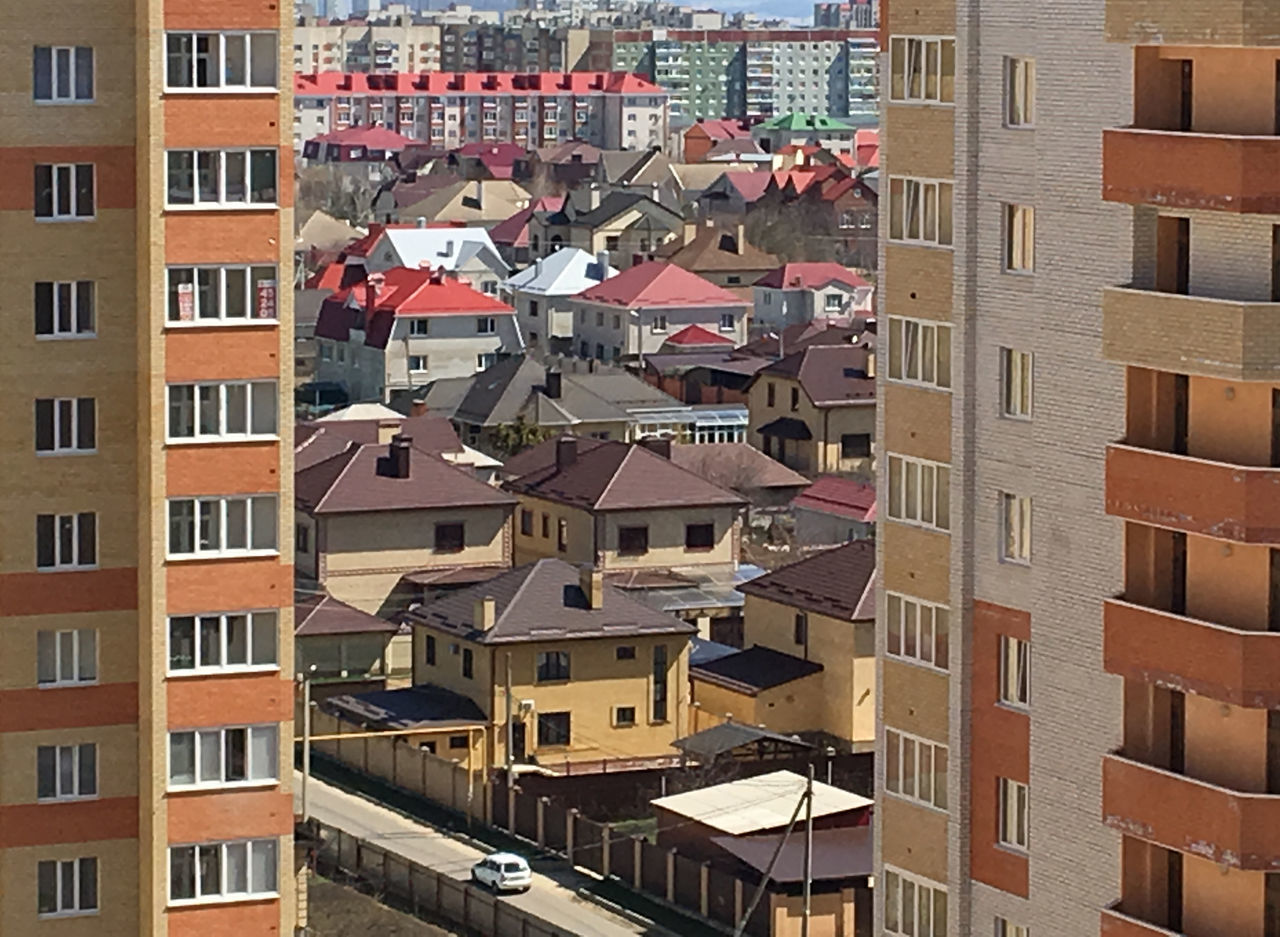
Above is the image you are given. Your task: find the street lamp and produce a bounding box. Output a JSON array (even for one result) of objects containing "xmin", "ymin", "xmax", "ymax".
[{"xmin": 298, "ymin": 663, "xmax": 318, "ymax": 819}]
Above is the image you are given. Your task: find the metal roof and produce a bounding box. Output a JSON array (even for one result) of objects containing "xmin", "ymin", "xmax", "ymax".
[{"xmin": 650, "ymin": 770, "xmax": 872, "ymax": 836}]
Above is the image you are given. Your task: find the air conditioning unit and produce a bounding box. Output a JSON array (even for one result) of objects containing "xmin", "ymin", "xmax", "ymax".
[{"xmin": 519, "ymin": 699, "xmax": 536, "ymax": 713}]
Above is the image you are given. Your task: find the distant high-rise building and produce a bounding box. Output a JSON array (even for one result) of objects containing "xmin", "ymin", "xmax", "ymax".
[{"xmin": 812, "ymin": 0, "xmax": 877, "ymax": 29}]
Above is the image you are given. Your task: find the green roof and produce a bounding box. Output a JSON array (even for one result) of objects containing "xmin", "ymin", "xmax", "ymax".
[{"xmin": 758, "ymin": 113, "xmax": 857, "ymax": 132}]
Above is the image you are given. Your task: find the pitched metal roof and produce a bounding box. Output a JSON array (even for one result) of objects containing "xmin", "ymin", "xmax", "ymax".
[
  {"xmin": 690, "ymin": 645, "xmax": 823, "ymax": 694},
  {"xmin": 755, "ymin": 262, "xmax": 872, "ymax": 291},
  {"xmin": 321, "ymin": 685, "xmax": 487, "ymax": 730},
  {"xmin": 751, "ymin": 344, "xmax": 875, "ymax": 407},
  {"xmin": 791, "ymin": 476, "xmax": 876, "ymax": 521},
  {"xmin": 737, "ymin": 541, "xmax": 876, "ymax": 621},
  {"xmin": 650, "ymin": 770, "xmax": 871, "ymax": 835},
  {"xmin": 503, "ymin": 247, "xmax": 616, "ymax": 296},
  {"xmin": 673, "ymin": 721, "xmax": 814, "ymax": 760},
  {"xmin": 295, "ymin": 594, "xmax": 399, "ymax": 637},
  {"xmin": 572, "ymin": 261, "xmax": 746, "ymax": 309}
]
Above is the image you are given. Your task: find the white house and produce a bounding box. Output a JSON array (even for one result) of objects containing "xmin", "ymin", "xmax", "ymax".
[
  {"xmin": 360, "ymin": 225, "xmax": 510, "ymax": 296},
  {"xmin": 752, "ymin": 263, "xmax": 874, "ymax": 330},
  {"xmin": 502, "ymin": 248, "xmax": 616, "ymax": 355}
]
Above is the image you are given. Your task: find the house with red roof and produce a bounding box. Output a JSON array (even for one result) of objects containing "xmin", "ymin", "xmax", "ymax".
[
  {"xmin": 682, "ymin": 118, "xmax": 756, "ymax": 163},
  {"xmin": 753, "ymin": 262, "xmax": 874, "ymax": 329},
  {"xmin": 791, "ymin": 476, "xmax": 877, "ymax": 546},
  {"xmin": 695, "ymin": 171, "xmax": 773, "ymax": 217},
  {"xmin": 302, "ymin": 125, "xmax": 418, "ymax": 164},
  {"xmin": 313, "ymin": 266, "xmax": 522, "ymax": 401},
  {"xmin": 446, "ymin": 142, "xmax": 525, "ymax": 180},
  {"xmin": 568, "ymin": 261, "xmax": 751, "ymax": 362}
]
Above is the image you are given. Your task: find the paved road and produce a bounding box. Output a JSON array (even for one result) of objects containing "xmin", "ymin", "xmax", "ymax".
[{"xmin": 302, "ymin": 773, "xmax": 675, "ymax": 937}]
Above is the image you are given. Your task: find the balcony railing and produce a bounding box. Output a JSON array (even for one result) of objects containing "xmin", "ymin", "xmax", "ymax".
[
  {"xmin": 1100, "ymin": 904, "xmax": 1182, "ymax": 937},
  {"xmin": 1106, "ymin": 0, "xmax": 1280, "ymax": 46}
]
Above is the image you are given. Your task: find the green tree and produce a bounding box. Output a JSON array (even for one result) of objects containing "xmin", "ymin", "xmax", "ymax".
[{"xmin": 490, "ymin": 419, "xmax": 559, "ymax": 457}]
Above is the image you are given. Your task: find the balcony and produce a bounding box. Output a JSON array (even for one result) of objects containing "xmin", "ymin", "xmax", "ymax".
[
  {"xmin": 1103, "ymin": 597, "xmax": 1280, "ymax": 708},
  {"xmin": 1105, "ymin": 443, "xmax": 1280, "ymax": 543},
  {"xmin": 1100, "ymin": 904, "xmax": 1181, "ymax": 937},
  {"xmin": 1103, "ymin": 127, "xmax": 1280, "ymax": 213},
  {"xmin": 1106, "ymin": 0, "xmax": 1280, "ymax": 46},
  {"xmin": 1101, "ymin": 286, "xmax": 1280, "ymax": 381}
]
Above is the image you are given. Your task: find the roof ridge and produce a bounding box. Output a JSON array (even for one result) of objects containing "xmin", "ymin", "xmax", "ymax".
[
  {"xmin": 309, "ymin": 444, "xmax": 364, "ymax": 513},
  {"xmin": 593, "ymin": 443, "xmax": 634, "ymax": 509},
  {"xmin": 494, "ymin": 560, "xmax": 545, "ymax": 629}
]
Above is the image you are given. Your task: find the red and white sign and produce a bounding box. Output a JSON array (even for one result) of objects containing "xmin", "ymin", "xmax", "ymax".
[
  {"xmin": 255, "ymin": 279, "xmax": 277, "ymax": 319},
  {"xmin": 176, "ymin": 282, "xmax": 195, "ymax": 321}
]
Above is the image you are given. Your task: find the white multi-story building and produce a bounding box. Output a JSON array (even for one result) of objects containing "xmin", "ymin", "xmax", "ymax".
[{"xmin": 293, "ymin": 21, "xmax": 443, "ymax": 73}]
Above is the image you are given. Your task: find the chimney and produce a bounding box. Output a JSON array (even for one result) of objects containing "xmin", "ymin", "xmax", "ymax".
[
  {"xmin": 410, "ymin": 398, "xmax": 428, "ymax": 417},
  {"xmin": 640, "ymin": 437, "xmax": 671, "ymax": 459},
  {"xmin": 545, "ymin": 367, "xmax": 563, "ymax": 399},
  {"xmin": 416, "ymin": 216, "xmax": 428, "ymax": 228},
  {"xmin": 595, "ymin": 250, "xmax": 610, "ymax": 277},
  {"xmin": 735, "ymin": 220, "xmax": 746, "ymax": 256},
  {"xmin": 555, "ymin": 437, "xmax": 577, "ymax": 470},
  {"xmin": 474, "ymin": 180, "xmax": 483, "ymax": 210},
  {"xmin": 588, "ymin": 182, "xmax": 601, "ymax": 210},
  {"xmin": 683, "ymin": 217, "xmax": 697, "ymax": 246},
  {"xmin": 473, "ymin": 595, "xmax": 496, "ymax": 630},
  {"xmin": 377, "ymin": 418, "xmax": 402, "ymax": 444},
  {"xmin": 389, "ymin": 434, "xmax": 412, "ymax": 478},
  {"xmin": 579, "ymin": 565, "xmax": 604, "ymax": 610}
]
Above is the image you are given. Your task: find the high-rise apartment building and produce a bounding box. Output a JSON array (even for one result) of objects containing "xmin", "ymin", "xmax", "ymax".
[
  {"xmin": 878, "ymin": 1, "xmax": 1280, "ymax": 935},
  {"xmin": 3, "ymin": 3, "xmax": 295, "ymax": 934}
]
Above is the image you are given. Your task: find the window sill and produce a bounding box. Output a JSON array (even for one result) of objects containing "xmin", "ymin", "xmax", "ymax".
[
  {"xmin": 884, "ymin": 517, "xmax": 951, "ymax": 535},
  {"xmin": 37, "ymin": 680, "xmax": 99, "ymax": 690},
  {"xmin": 36, "ymin": 450, "xmax": 97, "ymax": 458},
  {"xmin": 887, "ymin": 240, "xmax": 954, "ymax": 251},
  {"xmin": 164, "ymin": 204, "xmax": 279, "ymax": 213},
  {"xmin": 885, "ymin": 653, "xmax": 948, "ymax": 676},
  {"xmin": 1003, "ymin": 123, "xmax": 1035, "ymax": 131},
  {"xmin": 38, "ymin": 909, "xmax": 98, "ymax": 920},
  {"xmin": 36, "ymin": 333, "xmax": 97, "ymax": 341},
  {"xmin": 886, "ymin": 98, "xmax": 956, "ymax": 108},
  {"xmin": 1002, "ymin": 268, "xmax": 1035, "ymax": 278},
  {"xmin": 163, "ymin": 88, "xmax": 279, "ymax": 96},
  {"xmin": 165, "ymin": 436, "xmax": 280, "ymax": 447},
  {"xmin": 35, "ymin": 216, "xmax": 95, "ymax": 224},
  {"xmin": 34, "ymin": 99, "xmax": 96, "ymax": 106},
  {"xmin": 168, "ymin": 893, "xmax": 279, "ymax": 909},
  {"xmin": 886, "ymin": 377, "xmax": 952, "ymax": 393},
  {"xmin": 36, "ymin": 794, "xmax": 99, "ymax": 804},
  {"xmin": 36, "ymin": 565, "xmax": 99, "ymax": 573},
  {"xmin": 165, "ymin": 319, "xmax": 278, "ymax": 329},
  {"xmin": 999, "ymin": 411, "xmax": 1033, "ymax": 423},
  {"xmin": 995, "ymin": 700, "xmax": 1030, "ymax": 715},
  {"xmin": 168, "ymin": 780, "xmax": 279, "ymax": 795},
  {"xmin": 166, "ymin": 550, "xmax": 280, "ymax": 563},
  {"xmin": 167, "ymin": 665, "xmax": 280, "ymax": 679},
  {"xmin": 994, "ymin": 842, "xmax": 1029, "ymax": 858},
  {"xmin": 998, "ymin": 556, "xmax": 1031, "ymax": 568}
]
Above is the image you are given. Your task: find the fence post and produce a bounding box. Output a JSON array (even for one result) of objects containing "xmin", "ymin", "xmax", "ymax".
[
  {"xmin": 383, "ymin": 851, "xmax": 391, "ymax": 890},
  {"xmin": 536, "ymin": 797, "xmax": 546, "ymax": 847},
  {"xmin": 700, "ymin": 861, "xmax": 710, "ymax": 917},
  {"xmin": 362, "ymin": 734, "xmax": 370, "ymax": 773},
  {"xmin": 566, "ymin": 809, "xmax": 577, "ymax": 866},
  {"xmin": 421, "ymin": 747, "xmax": 428, "ymax": 795},
  {"xmin": 355, "ymin": 839, "xmax": 363, "ymax": 878},
  {"xmin": 463, "ymin": 882, "xmax": 470, "ymax": 930},
  {"xmin": 435, "ymin": 868, "xmax": 442, "ymax": 913},
  {"xmin": 633, "ymin": 838, "xmax": 643, "ymax": 889},
  {"xmin": 665, "ymin": 848, "xmax": 676, "ymax": 903},
  {"xmin": 601, "ymin": 824, "xmax": 611, "ymax": 878}
]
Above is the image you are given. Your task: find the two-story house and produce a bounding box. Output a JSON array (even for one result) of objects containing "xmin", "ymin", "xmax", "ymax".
[
  {"xmin": 530, "ymin": 187, "xmax": 684, "ymax": 269},
  {"xmin": 502, "ymin": 248, "xmax": 616, "ymax": 354},
  {"xmin": 745, "ymin": 343, "xmax": 876, "ymax": 477},
  {"xmin": 313, "ymin": 222, "xmax": 511, "ymax": 297},
  {"xmin": 405, "ymin": 560, "xmax": 696, "ymax": 769},
  {"xmin": 568, "ymin": 261, "xmax": 750, "ymax": 363},
  {"xmin": 657, "ymin": 219, "xmax": 783, "ymax": 289},
  {"xmin": 313, "ymin": 267, "xmax": 523, "ymax": 401},
  {"xmin": 753, "ymin": 263, "xmax": 874, "ymax": 329}
]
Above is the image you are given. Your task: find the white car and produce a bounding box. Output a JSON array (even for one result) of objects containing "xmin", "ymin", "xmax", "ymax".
[{"xmin": 471, "ymin": 852, "xmax": 533, "ymax": 893}]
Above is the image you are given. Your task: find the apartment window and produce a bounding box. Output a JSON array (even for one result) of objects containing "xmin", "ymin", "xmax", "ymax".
[
  {"xmin": 33, "ymin": 46, "xmax": 94, "ymax": 102},
  {"xmin": 883, "ymin": 867, "xmax": 946, "ymax": 937},
  {"xmin": 167, "ymin": 496, "xmax": 278, "ymax": 557},
  {"xmin": 996, "ymin": 918, "xmax": 1029, "ymax": 937},
  {"xmin": 37, "ymin": 744, "xmax": 97, "ymax": 800},
  {"xmin": 35, "ymin": 398, "xmax": 95, "ymax": 453},
  {"xmin": 888, "ymin": 317, "xmax": 951, "ymax": 389},
  {"xmin": 165, "ymin": 149, "xmax": 278, "ymax": 207},
  {"xmin": 37, "ymin": 629, "xmax": 97, "ymax": 686},
  {"xmin": 998, "ymin": 777, "xmax": 1029, "ymax": 851},
  {"xmin": 168, "ymin": 611, "xmax": 278, "ymax": 673},
  {"xmin": 462, "ymin": 648, "xmax": 474, "ymax": 679},
  {"xmin": 166, "ymin": 382, "xmax": 277, "ymax": 441},
  {"xmin": 1005, "ymin": 57, "xmax": 1036, "ymax": 127},
  {"xmin": 614, "ymin": 706, "xmax": 637, "ymax": 727},
  {"xmin": 35, "ymin": 164, "xmax": 94, "ymax": 220},
  {"xmin": 541, "ymin": 513, "xmax": 550, "ymax": 539},
  {"xmin": 618, "ymin": 525, "xmax": 649, "ymax": 556},
  {"xmin": 1000, "ymin": 492, "xmax": 1032, "ymax": 564},
  {"xmin": 886, "ymin": 455, "xmax": 951, "ymax": 531},
  {"xmin": 790, "ymin": 387, "xmax": 800, "ymax": 411},
  {"xmin": 409, "ymin": 355, "xmax": 429, "ymax": 372},
  {"xmin": 841, "ymin": 433, "xmax": 871, "ymax": 459},
  {"xmin": 165, "ymin": 32, "xmax": 278, "ymax": 90},
  {"xmin": 888, "ymin": 37, "xmax": 955, "ymax": 103},
  {"xmin": 536, "ymin": 650, "xmax": 570, "ymax": 682},
  {"xmin": 766, "ymin": 382, "xmax": 776, "ymax": 407},
  {"xmin": 793, "ymin": 613, "xmax": 808, "ymax": 647},
  {"xmin": 556, "ymin": 518, "xmax": 568, "ymax": 552},
  {"xmin": 651, "ymin": 314, "xmax": 668, "ymax": 333},
  {"xmin": 652, "ymin": 644, "xmax": 668, "ymax": 721},
  {"xmin": 425, "ymin": 635, "xmax": 436, "ymax": 666},
  {"xmin": 35, "ymin": 281, "xmax": 95, "ymax": 337},
  {"xmin": 719, "ymin": 313, "xmax": 735, "ymax": 331},
  {"xmin": 996, "ymin": 348, "xmax": 1034, "ymax": 419},
  {"xmin": 616, "ymin": 645, "xmax": 636, "ymax": 661},
  {"xmin": 166, "ymin": 265, "xmax": 279, "ymax": 323},
  {"xmin": 685, "ymin": 522, "xmax": 715, "ymax": 551},
  {"xmin": 998, "ymin": 634, "xmax": 1030, "ymax": 708},
  {"xmin": 409, "ymin": 319, "xmax": 430, "ymax": 336},
  {"xmin": 168, "ymin": 725, "xmax": 278, "ymax": 789},
  {"xmin": 37, "ymin": 857, "xmax": 98, "ymax": 917},
  {"xmin": 168, "ymin": 839, "xmax": 278, "ymax": 904},
  {"xmin": 520, "ymin": 509, "xmax": 533, "ymax": 536},
  {"xmin": 36, "ymin": 512, "xmax": 96, "ymax": 569},
  {"xmin": 885, "ymin": 729, "xmax": 948, "ymax": 809},
  {"xmin": 476, "ymin": 316, "xmax": 497, "ymax": 334},
  {"xmin": 886, "ymin": 593, "xmax": 950, "ymax": 671},
  {"xmin": 537, "ymin": 711, "xmax": 571, "ymax": 747},
  {"xmin": 1004, "ymin": 204, "xmax": 1035, "ymax": 272},
  {"xmin": 888, "ymin": 177, "xmax": 953, "ymax": 247}
]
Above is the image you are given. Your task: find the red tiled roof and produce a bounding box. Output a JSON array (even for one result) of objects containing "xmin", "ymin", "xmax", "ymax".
[
  {"xmin": 328, "ymin": 267, "xmax": 514, "ymax": 316},
  {"xmin": 687, "ymin": 118, "xmax": 753, "ymax": 141},
  {"xmin": 304, "ymin": 261, "xmax": 348, "ymax": 291},
  {"xmin": 663, "ymin": 324, "xmax": 735, "ymax": 346},
  {"xmin": 572, "ymin": 261, "xmax": 745, "ymax": 309},
  {"xmin": 755, "ymin": 263, "xmax": 870, "ymax": 291},
  {"xmin": 723, "ymin": 171, "xmax": 771, "ymax": 203},
  {"xmin": 791, "ymin": 476, "xmax": 876, "ymax": 521},
  {"xmin": 295, "ymin": 71, "xmax": 664, "ymax": 97},
  {"xmin": 489, "ymin": 196, "xmax": 564, "ymax": 248},
  {"xmin": 310, "ymin": 124, "xmax": 416, "ymax": 149}
]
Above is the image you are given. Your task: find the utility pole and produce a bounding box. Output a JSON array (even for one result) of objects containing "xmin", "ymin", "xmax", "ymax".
[
  {"xmin": 505, "ymin": 652, "xmax": 514, "ymax": 787},
  {"xmin": 300, "ymin": 663, "xmax": 317, "ymax": 819},
  {"xmin": 801, "ymin": 762, "xmax": 814, "ymax": 937}
]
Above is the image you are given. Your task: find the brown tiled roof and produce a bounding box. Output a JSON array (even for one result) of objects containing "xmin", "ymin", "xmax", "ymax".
[
  {"xmin": 498, "ymin": 434, "xmax": 610, "ymax": 478},
  {"xmin": 296, "ymin": 439, "xmax": 516, "ymax": 515},
  {"xmin": 738, "ymin": 320, "xmax": 862, "ymax": 359},
  {"xmin": 690, "ymin": 645, "xmax": 823, "ymax": 694},
  {"xmin": 736, "ymin": 541, "xmax": 876, "ymax": 621},
  {"xmin": 404, "ymin": 558, "xmax": 696, "ymax": 645},
  {"xmin": 504, "ymin": 438, "xmax": 745, "ymax": 511},
  {"xmin": 295, "ymin": 594, "xmax": 399, "ymax": 636},
  {"xmin": 657, "ymin": 225, "xmax": 782, "ymax": 273},
  {"xmin": 295, "ymin": 414, "xmax": 462, "ymax": 471},
  {"xmin": 749, "ymin": 344, "xmax": 875, "ymax": 407}
]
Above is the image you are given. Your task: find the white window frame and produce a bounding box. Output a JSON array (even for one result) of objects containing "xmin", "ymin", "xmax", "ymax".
[
  {"xmin": 167, "ymin": 724, "xmax": 279, "ymax": 790},
  {"xmin": 35, "ymin": 397, "xmax": 96, "ymax": 455},
  {"xmin": 166, "ymin": 381, "xmax": 278, "ymax": 442},
  {"xmin": 888, "ymin": 36, "xmax": 955, "ymax": 104},
  {"xmin": 998, "ymin": 777, "xmax": 1029, "ymax": 851},
  {"xmin": 884, "ymin": 728, "xmax": 948, "ymax": 810},
  {"xmin": 33, "ymin": 46, "xmax": 94, "ymax": 103},
  {"xmin": 166, "ymin": 495, "xmax": 279, "ymax": 559},
  {"xmin": 888, "ymin": 176, "xmax": 953, "ymax": 247},
  {"xmin": 476, "ymin": 316, "xmax": 496, "ymax": 334},
  {"xmin": 888, "ymin": 317, "xmax": 951, "ymax": 389},
  {"xmin": 37, "ymin": 857, "xmax": 98, "ymax": 918},
  {"xmin": 886, "ymin": 455, "xmax": 950, "ymax": 531},
  {"xmin": 37, "ymin": 628, "xmax": 98, "ymax": 687},
  {"xmin": 164, "ymin": 32, "xmax": 279, "ymax": 92},
  {"xmin": 719, "ymin": 313, "xmax": 735, "ymax": 331},
  {"xmin": 1004, "ymin": 203, "xmax": 1035, "ymax": 273},
  {"xmin": 408, "ymin": 318, "xmax": 430, "ymax": 336},
  {"xmin": 35, "ymin": 280, "xmax": 95, "ymax": 338},
  {"xmin": 476, "ymin": 352, "xmax": 497, "ymax": 371},
  {"xmin": 999, "ymin": 347, "xmax": 1033, "ymax": 419},
  {"xmin": 37, "ymin": 743, "xmax": 97, "ymax": 801},
  {"xmin": 996, "ymin": 917, "xmax": 1030, "ymax": 937},
  {"xmin": 167, "ymin": 839, "xmax": 278, "ymax": 905},
  {"xmin": 883, "ymin": 865, "xmax": 948, "ymax": 937},
  {"xmin": 823, "ymin": 293, "xmax": 844, "ymax": 312},
  {"xmin": 35, "ymin": 163, "xmax": 95, "ymax": 221},
  {"xmin": 167, "ymin": 611, "xmax": 279, "ymax": 675},
  {"xmin": 36, "ymin": 512, "xmax": 96, "ymax": 570},
  {"xmin": 408, "ymin": 354, "xmax": 429, "ymax": 373},
  {"xmin": 885, "ymin": 592, "xmax": 949, "ymax": 671},
  {"xmin": 1000, "ymin": 492, "xmax": 1032, "ymax": 565},
  {"xmin": 165, "ymin": 265, "xmax": 279, "ymax": 324},
  {"xmin": 651, "ymin": 314, "xmax": 668, "ymax": 334},
  {"xmin": 998, "ymin": 634, "xmax": 1030, "ymax": 709},
  {"xmin": 1004, "ymin": 57, "xmax": 1036, "ymax": 128},
  {"xmin": 164, "ymin": 149, "xmax": 278, "ymax": 209}
]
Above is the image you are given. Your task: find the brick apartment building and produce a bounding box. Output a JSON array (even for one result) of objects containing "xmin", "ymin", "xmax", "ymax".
[
  {"xmin": 2, "ymin": 4, "xmax": 296, "ymax": 934},
  {"xmin": 877, "ymin": 1, "xmax": 1280, "ymax": 935}
]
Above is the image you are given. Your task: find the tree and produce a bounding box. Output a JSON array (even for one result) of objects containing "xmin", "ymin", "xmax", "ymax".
[{"xmin": 490, "ymin": 419, "xmax": 559, "ymax": 457}]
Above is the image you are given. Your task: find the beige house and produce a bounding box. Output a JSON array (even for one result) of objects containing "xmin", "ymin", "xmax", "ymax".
[
  {"xmin": 745, "ymin": 343, "xmax": 876, "ymax": 477},
  {"xmin": 295, "ymin": 593, "xmax": 402, "ymax": 697},
  {"xmin": 530, "ymin": 187, "xmax": 684, "ymax": 268},
  {"xmin": 397, "ymin": 179, "xmax": 532, "ymax": 230}
]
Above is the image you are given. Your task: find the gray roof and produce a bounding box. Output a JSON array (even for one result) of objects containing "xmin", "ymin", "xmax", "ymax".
[
  {"xmin": 673, "ymin": 722, "xmax": 815, "ymax": 760},
  {"xmin": 404, "ymin": 558, "xmax": 696, "ymax": 645},
  {"xmin": 321, "ymin": 686, "xmax": 487, "ymax": 729},
  {"xmin": 547, "ymin": 189, "xmax": 682, "ymax": 231},
  {"xmin": 295, "ymin": 594, "xmax": 399, "ymax": 637}
]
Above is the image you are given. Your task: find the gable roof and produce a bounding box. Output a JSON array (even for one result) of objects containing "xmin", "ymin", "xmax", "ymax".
[
  {"xmin": 758, "ymin": 113, "xmax": 857, "ymax": 132},
  {"xmin": 376, "ymin": 226, "xmax": 508, "ymax": 274},
  {"xmin": 547, "ymin": 189, "xmax": 682, "ymax": 230},
  {"xmin": 311, "ymin": 124, "xmax": 416, "ymax": 149},
  {"xmin": 504, "ymin": 437, "xmax": 745, "ymax": 512},
  {"xmin": 658, "ymin": 225, "xmax": 782, "ymax": 274},
  {"xmin": 398, "ymin": 179, "xmax": 531, "ymax": 225},
  {"xmin": 662, "ymin": 324, "xmax": 736, "ymax": 347},
  {"xmin": 404, "ymin": 558, "xmax": 696, "ymax": 645},
  {"xmin": 687, "ymin": 118, "xmax": 754, "ymax": 141},
  {"xmin": 296, "ymin": 414, "xmax": 463, "ymax": 470},
  {"xmin": 503, "ymin": 247, "xmax": 615, "ymax": 296},
  {"xmin": 650, "ymin": 770, "xmax": 871, "ymax": 836},
  {"xmin": 755, "ymin": 262, "xmax": 871, "ymax": 291},
  {"xmin": 488, "ymin": 196, "xmax": 565, "ymax": 249},
  {"xmin": 328, "ymin": 267, "xmax": 513, "ymax": 316},
  {"xmin": 295, "ymin": 594, "xmax": 400, "ymax": 637},
  {"xmin": 791, "ymin": 476, "xmax": 876, "ymax": 522},
  {"xmin": 572, "ymin": 261, "xmax": 746, "ymax": 309},
  {"xmin": 667, "ymin": 443, "xmax": 810, "ymax": 494},
  {"xmin": 750, "ymin": 344, "xmax": 875, "ymax": 407},
  {"xmin": 738, "ymin": 320, "xmax": 863, "ymax": 358},
  {"xmin": 737, "ymin": 540, "xmax": 876, "ymax": 621},
  {"xmin": 721, "ymin": 171, "xmax": 772, "ymax": 203},
  {"xmin": 690, "ymin": 645, "xmax": 823, "ymax": 694}
]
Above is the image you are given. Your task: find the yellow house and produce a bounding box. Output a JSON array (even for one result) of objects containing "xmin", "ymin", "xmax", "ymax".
[
  {"xmin": 502, "ymin": 436, "xmax": 746, "ymax": 572},
  {"xmin": 691, "ymin": 541, "xmax": 876, "ymax": 747},
  {"xmin": 404, "ymin": 559, "xmax": 696, "ymax": 770},
  {"xmin": 745, "ymin": 343, "xmax": 876, "ymax": 478}
]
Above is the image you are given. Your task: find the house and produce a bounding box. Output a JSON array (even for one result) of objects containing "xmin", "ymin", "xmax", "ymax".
[
  {"xmin": 568, "ymin": 261, "xmax": 750, "ymax": 362},
  {"xmin": 753, "ymin": 263, "xmax": 874, "ymax": 329},
  {"xmin": 668, "ymin": 443, "xmax": 810, "ymax": 510},
  {"xmin": 683, "ymin": 118, "xmax": 754, "ymax": 163},
  {"xmin": 488, "ymin": 195, "xmax": 565, "ymax": 267},
  {"xmin": 668, "ymin": 162, "xmax": 755, "ymax": 203},
  {"xmin": 745, "ymin": 343, "xmax": 876, "ymax": 477},
  {"xmin": 396, "ymin": 179, "xmax": 533, "ymax": 230},
  {"xmin": 446, "ymin": 142, "xmax": 525, "ymax": 180},
  {"xmin": 792, "ymin": 476, "xmax": 876, "ymax": 546},
  {"xmin": 514, "ymin": 141, "xmax": 605, "ymax": 193},
  {"xmin": 596, "ymin": 148, "xmax": 682, "ymax": 208},
  {"xmin": 641, "ymin": 348, "xmax": 771, "ymax": 406},
  {"xmin": 702, "ymin": 138, "xmax": 770, "ymax": 164},
  {"xmin": 302, "ymin": 125, "xmax": 417, "ymax": 165},
  {"xmin": 738, "ymin": 319, "xmax": 865, "ymax": 358},
  {"xmin": 502, "ymin": 248, "xmax": 616, "ymax": 354},
  {"xmin": 295, "ymin": 594, "xmax": 404, "ymax": 698},
  {"xmin": 403, "ymin": 559, "xmax": 697, "ymax": 770},
  {"xmin": 658, "ymin": 219, "xmax": 783, "ymax": 289},
  {"xmin": 313, "ymin": 267, "xmax": 522, "ymax": 400},
  {"xmin": 530, "ymin": 187, "xmax": 685, "ymax": 268},
  {"xmin": 353, "ymin": 222, "xmax": 510, "ymax": 295},
  {"xmin": 696, "ymin": 170, "xmax": 773, "ymax": 218},
  {"xmin": 749, "ymin": 163, "xmax": 879, "ymax": 268},
  {"xmin": 503, "ymin": 436, "xmax": 745, "ymax": 572},
  {"xmin": 295, "ymin": 433, "xmax": 516, "ymax": 617},
  {"xmin": 753, "ymin": 113, "xmax": 859, "ymax": 154}
]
